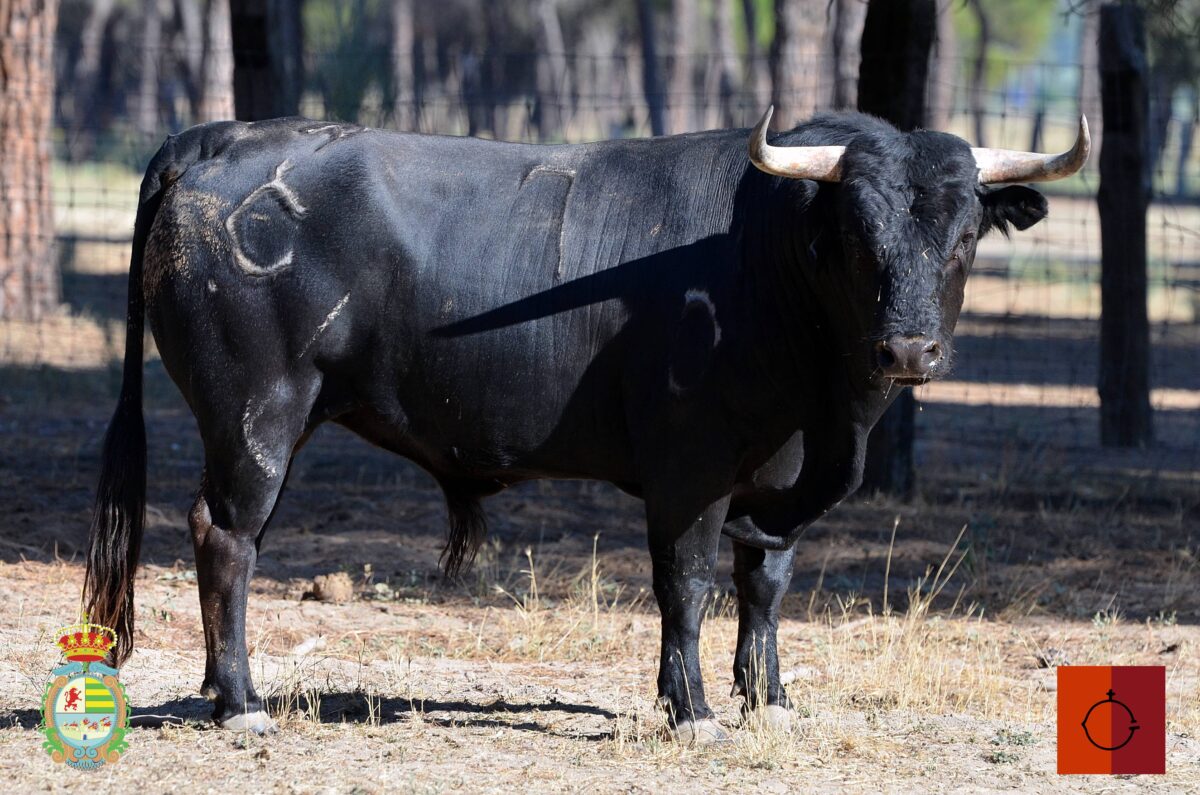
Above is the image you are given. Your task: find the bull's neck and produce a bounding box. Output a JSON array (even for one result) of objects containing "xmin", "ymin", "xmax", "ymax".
[{"xmin": 737, "ymin": 177, "xmax": 883, "ymax": 420}]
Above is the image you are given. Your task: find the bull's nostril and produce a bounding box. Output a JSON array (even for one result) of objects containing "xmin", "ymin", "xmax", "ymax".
[
  {"xmin": 876, "ymin": 343, "xmax": 896, "ymax": 369},
  {"xmin": 926, "ymin": 341, "xmax": 943, "ymax": 362}
]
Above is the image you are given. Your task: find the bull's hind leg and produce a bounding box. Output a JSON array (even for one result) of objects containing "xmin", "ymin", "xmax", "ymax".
[
  {"xmin": 189, "ymin": 381, "xmax": 316, "ymax": 732},
  {"xmin": 731, "ymin": 541, "xmax": 795, "ymax": 729}
]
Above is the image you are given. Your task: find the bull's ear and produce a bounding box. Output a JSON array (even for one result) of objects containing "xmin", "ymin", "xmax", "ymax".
[{"xmin": 980, "ymin": 185, "xmax": 1048, "ymax": 237}]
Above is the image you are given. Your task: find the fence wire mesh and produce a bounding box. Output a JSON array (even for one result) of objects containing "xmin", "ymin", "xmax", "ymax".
[{"xmin": 4, "ymin": 36, "xmax": 1198, "ymax": 515}]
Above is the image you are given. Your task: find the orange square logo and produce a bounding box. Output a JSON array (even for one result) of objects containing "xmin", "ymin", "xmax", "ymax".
[{"xmin": 1058, "ymin": 666, "xmax": 1165, "ymax": 774}]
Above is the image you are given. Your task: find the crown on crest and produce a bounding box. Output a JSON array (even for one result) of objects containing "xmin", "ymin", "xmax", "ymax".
[{"xmin": 55, "ymin": 615, "xmax": 116, "ymax": 663}]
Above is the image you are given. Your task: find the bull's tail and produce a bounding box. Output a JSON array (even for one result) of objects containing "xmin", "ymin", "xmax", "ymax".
[
  {"xmin": 83, "ymin": 151, "xmax": 175, "ymax": 665},
  {"xmin": 439, "ymin": 481, "xmax": 488, "ymax": 577}
]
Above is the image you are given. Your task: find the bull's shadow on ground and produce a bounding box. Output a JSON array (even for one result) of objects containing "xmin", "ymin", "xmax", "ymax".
[
  {"xmin": 0, "ymin": 694, "xmax": 618, "ymax": 740},
  {"xmin": 287, "ymin": 691, "xmax": 617, "ymax": 739}
]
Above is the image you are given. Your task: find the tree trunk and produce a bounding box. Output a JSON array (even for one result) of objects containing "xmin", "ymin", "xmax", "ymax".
[
  {"xmin": 740, "ymin": 0, "xmax": 769, "ymax": 117},
  {"xmin": 1146, "ymin": 61, "xmax": 1176, "ymax": 174},
  {"xmin": 67, "ymin": 0, "xmax": 116, "ymax": 158},
  {"xmin": 581, "ymin": 19, "xmax": 619, "ymax": 138},
  {"xmin": 483, "ymin": 1, "xmax": 508, "ymax": 139},
  {"xmin": 177, "ymin": 0, "xmax": 204, "ymax": 113},
  {"xmin": 668, "ymin": 0, "xmax": 697, "ymax": 133},
  {"xmin": 858, "ymin": 0, "xmax": 934, "ymax": 132},
  {"xmin": 708, "ymin": 0, "xmax": 738, "ymax": 128},
  {"xmin": 534, "ymin": 0, "xmax": 569, "ymax": 141},
  {"xmin": 830, "ymin": 0, "xmax": 866, "ymax": 111},
  {"xmin": 390, "ymin": 0, "xmax": 416, "ymax": 131},
  {"xmin": 928, "ymin": 0, "xmax": 955, "ymax": 130},
  {"xmin": 1078, "ymin": 0, "xmax": 1102, "ymax": 155},
  {"xmin": 198, "ymin": 0, "xmax": 234, "ymax": 121},
  {"xmin": 635, "ymin": 0, "xmax": 665, "ymax": 136},
  {"xmin": 770, "ymin": 0, "xmax": 825, "ymax": 129},
  {"xmin": 857, "ymin": 0, "xmax": 936, "ymax": 498},
  {"xmin": 1177, "ymin": 104, "xmax": 1195, "ymax": 197},
  {"xmin": 1097, "ymin": 4, "xmax": 1153, "ymax": 447},
  {"xmin": 229, "ymin": 0, "xmax": 303, "ymax": 120},
  {"xmin": 966, "ymin": 0, "xmax": 989, "ymax": 146},
  {"xmin": 137, "ymin": 0, "xmax": 162, "ymax": 136},
  {"xmin": 0, "ymin": 0, "xmax": 59, "ymax": 321}
]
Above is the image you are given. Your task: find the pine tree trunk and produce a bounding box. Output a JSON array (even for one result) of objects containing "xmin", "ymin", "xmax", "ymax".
[
  {"xmin": 966, "ymin": 0, "xmax": 989, "ymax": 146},
  {"xmin": 829, "ymin": 0, "xmax": 866, "ymax": 111},
  {"xmin": 229, "ymin": 0, "xmax": 303, "ymax": 120},
  {"xmin": 137, "ymin": 0, "xmax": 162, "ymax": 136},
  {"xmin": 1177, "ymin": 109, "xmax": 1195, "ymax": 197},
  {"xmin": 1078, "ymin": 0, "xmax": 1102, "ymax": 155},
  {"xmin": 0, "ymin": 0, "xmax": 59, "ymax": 321},
  {"xmin": 740, "ymin": 0, "xmax": 769, "ymax": 115},
  {"xmin": 198, "ymin": 0, "xmax": 234, "ymax": 121},
  {"xmin": 928, "ymin": 0, "xmax": 956, "ymax": 130},
  {"xmin": 770, "ymin": 0, "xmax": 824, "ymax": 129},
  {"xmin": 390, "ymin": 0, "xmax": 416, "ymax": 131},
  {"xmin": 1097, "ymin": 3, "xmax": 1153, "ymax": 447},
  {"xmin": 857, "ymin": 0, "xmax": 936, "ymax": 497},
  {"xmin": 635, "ymin": 0, "xmax": 666, "ymax": 136},
  {"xmin": 668, "ymin": 0, "xmax": 697, "ymax": 133},
  {"xmin": 177, "ymin": 0, "xmax": 204, "ymax": 113},
  {"xmin": 708, "ymin": 0, "xmax": 738, "ymax": 128},
  {"xmin": 67, "ymin": 0, "xmax": 115, "ymax": 158},
  {"xmin": 534, "ymin": 0, "xmax": 569, "ymax": 141}
]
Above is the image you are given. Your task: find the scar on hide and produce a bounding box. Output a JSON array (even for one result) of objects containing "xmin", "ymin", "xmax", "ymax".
[
  {"xmin": 298, "ymin": 292, "xmax": 351, "ymax": 359},
  {"xmin": 521, "ymin": 164, "xmax": 576, "ymax": 186},
  {"xmin": 684, "ymin": 288, "xmax": 722, "ymax": 347},
  {"xmin": 225, "ymin": 159, "xmax": 307, "ymax": 276},
  {"xmin": 520, "ymin": 164, "xmax": 576, "ymax": 280},
  {"xmin": 241, "ymin": 401, "xmax": 279, "ymax": 477},
  {"xmin": 300, "ymin": 123, "xmax": 365, "ymax": 151}
]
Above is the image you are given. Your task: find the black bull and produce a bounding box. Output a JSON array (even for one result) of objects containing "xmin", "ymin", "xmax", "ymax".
[{"xmin": 84, "ymin": 111, "xmax": 1074, "ymax": 739}]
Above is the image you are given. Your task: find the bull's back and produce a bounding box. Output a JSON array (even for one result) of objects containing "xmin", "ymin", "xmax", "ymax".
[{"xmin": 142, "ymin": 119, "xmax": 748, "ymax": 479}]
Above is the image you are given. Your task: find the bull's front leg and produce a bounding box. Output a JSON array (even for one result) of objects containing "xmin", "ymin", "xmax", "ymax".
[
  {"xmin": 646, "ymin": 492, "xmax": 731, "ymax": 744},
  {"xmin": 724, "ymin": 425, "xmax": 869, "ymax": 549},
  {"xmin": 731, "ymin": 539, "xmax": 795, "ymax": 728}
]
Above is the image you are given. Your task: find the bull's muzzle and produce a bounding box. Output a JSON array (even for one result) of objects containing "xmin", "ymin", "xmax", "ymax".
[{"xmin": 875, "ymin": 335, "xmax": 944, "ymax": 383}]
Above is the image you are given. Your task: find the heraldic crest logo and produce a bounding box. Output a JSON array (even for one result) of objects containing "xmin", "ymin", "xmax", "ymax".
[{"xmin": 39, "ymin": 616, "xmax": 130, "ymax": 771}]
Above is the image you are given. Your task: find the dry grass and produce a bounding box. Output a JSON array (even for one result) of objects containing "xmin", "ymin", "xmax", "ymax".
[{"xmin": 4, "ymin": 504, "xmax": 1200, "ymax": 792}]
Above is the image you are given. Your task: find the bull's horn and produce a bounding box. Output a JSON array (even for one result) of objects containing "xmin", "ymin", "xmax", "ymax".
[
  {"xmin": 747, "ymin": 105, "xmax": 845, "ymax": 182},
  {"xmin": 972, "ymin": 115, "xmax": 1091, "ymax": 184}
]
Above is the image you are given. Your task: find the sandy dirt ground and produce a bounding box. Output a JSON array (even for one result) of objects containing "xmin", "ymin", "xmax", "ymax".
[{"xmin": 1, "ymin": 393, "xmax": 1198, "ymax": 792}]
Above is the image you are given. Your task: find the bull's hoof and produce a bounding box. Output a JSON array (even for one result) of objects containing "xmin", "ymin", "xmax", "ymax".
[
  {"xmin": 671, "ymin": 718, "xmax": 730, "ymax": 745},
  {"xmin": 740, "ymin": 703, "xmax": 794, "ymax": 732},
  {"xmin": 219, "ymin": 710, "xmax": 277, "ymax": 734},
  {"xmin": 756, "ymin": 704, "xmax": 794, "ymax": 732}
]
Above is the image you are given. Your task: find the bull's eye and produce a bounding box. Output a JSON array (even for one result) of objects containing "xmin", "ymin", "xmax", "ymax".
[{"xmin": 946, "ymin": 232, "xmax": 977, "ymax": 275}]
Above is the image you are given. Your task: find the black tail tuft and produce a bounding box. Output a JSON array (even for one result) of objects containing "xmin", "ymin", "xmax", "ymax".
[
  {"xmin": 439, "ymin": 484, "xmax": 488, "ymax": 577},
  {"xmin": 84, "ymin": 391, "xmax": 146, "ymax": 665}
]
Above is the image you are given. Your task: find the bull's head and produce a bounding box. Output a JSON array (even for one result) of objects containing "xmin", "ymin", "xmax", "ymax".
[{"xmin": 747, "ymin": 106, "xmax": 1089, "ymax": 386}]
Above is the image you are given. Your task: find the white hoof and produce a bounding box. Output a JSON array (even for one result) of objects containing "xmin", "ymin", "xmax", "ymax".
[
  {"xmin": 671, "ymin": 718, "xmax": 730, "ymax": 745},
  {"xmin": 758, "ymin": 704, "xmax": 794, "ymax": 731},
  {"xmin": 220, "ymin": 710, "xmax": 277, "ymax": 734}
]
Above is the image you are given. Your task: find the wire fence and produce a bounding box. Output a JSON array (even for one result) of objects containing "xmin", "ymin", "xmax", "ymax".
[{"xmin": 4, "ymin": 45, "xmax": 1199, "ymax": 512}]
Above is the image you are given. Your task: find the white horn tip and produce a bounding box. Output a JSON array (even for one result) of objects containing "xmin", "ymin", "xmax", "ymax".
[{"xmin": 749, "ymin": 106, "xmax": 774, "ymax": 166}]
